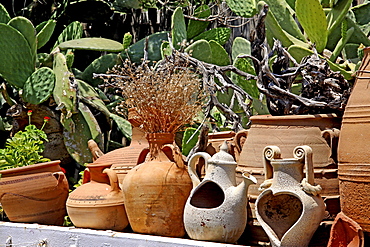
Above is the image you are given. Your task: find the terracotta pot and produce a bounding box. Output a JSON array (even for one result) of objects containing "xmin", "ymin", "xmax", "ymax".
[
  {"xmin": 94, "ymin": 108, "xmax": 149, "ymax": 184},
  {"xmin": 234, "ymin": 114, "xmax": 341, "ymax": 245},
  {"xmin": 66, "ymin": 162, "xmax": 128, "ymax": 231},
  {"xmin": 256, "ymin": 146, "xmax": 325, "ymax": 247},
  {"xmin": 121, "ymin": 133, "xmax": 192, "ymax": 237},
  {"xmin": 338, "ymin": 47, "xmax": 370, "ymax": 232},
  {"xmin": 0, "ymin": 160, "xmax": 69, "ymax": 225}
]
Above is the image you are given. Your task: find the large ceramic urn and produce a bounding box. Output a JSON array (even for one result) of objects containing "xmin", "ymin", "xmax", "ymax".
[
  {"xmin": 338, "ymin": 47, "xmax": 370, "ymax": 232},
  {"xmin": 184, "ymin": 142, "xmax": 257, "ymax": 243},
  {"xmin": 121, "ymin": 133, "xmax": 192, "ymax": 237},
  {"xmin": 0, "ymin": 160, "xmax": 69, "ymax": 225},
  {"xmin": 256, "ymin": 146, "xmax": 325, "ymax": 247},
  {"xmin": 66, "ymin": 162, "xmax": 128, "ymax": 231}
]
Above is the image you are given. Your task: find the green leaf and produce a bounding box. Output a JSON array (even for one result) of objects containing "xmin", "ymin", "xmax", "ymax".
[
  {"xmin": 182, "ymin": 127, "xmax": 199, "ymax": 156},
  {"xmin": 232, "ymin": 37, "xmax": 251, "ymax": 61},
  {"xmin": 36, "ymin": 20, "xmax": 56, "ymax": 49},
  {"xmin": 187, "ymin": 4, "xmax": 211, "ymax": 40},
  {"xmin": 171, "ymin": 7, "xmax": 187, "ymax": 49},
  {"xmin": 192, "ymin": 27, "xmax": 231, "ymax": 46},
  {"xmin": 0, "ymin": 24, "xmax": 35, "ymax": 88},
  {"xmin": 296, "ymin": 0, "xmax": 327, "ymax": 53},
  {"xmin": 0, "ymin": 4, "xmax": 10, "ymax": 24},
  {"xmin": 59, "ymin": 38, "xmax": 124, "ymax": 52},
  {"xmin": 209, "ymin": 40, "xmax": 230, "ymax": 66}
]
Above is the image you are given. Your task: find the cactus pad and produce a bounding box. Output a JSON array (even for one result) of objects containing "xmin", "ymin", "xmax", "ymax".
[
  {"xmin": 23, "ymin": 67, "xmax": 55, "ymax": 105},
  {"xmin": 58, "ymin": 37, "xmax": 124, "ymax": 52},
  {"xmin": 232, "ymin": 37, "xmax": 251, "ymax": 61},
  {"xmin": 0, "ymin": 24, "xmax": 35, "ymax": 88},
  {"xmin": 123, "ymin": 32, "xmax": 133, "ymax": 50},
  {"xmin": 296, "ymin": 0, "xmax": 327, "ymax": 53},
  {"xmin": 36, "ymin": 20, "xmax": 56, "ymax": 49},
  {"xmin": 185, "ymin": 40, "xmax": 212, "ymax": 64},
  {"xmin": 0, "ymin": 4, "xmax": 10, "ymax": 24},
  {"xmin": 187, "ymin": 4, "xmax": 211, "ymax": 40},
  {"xmin": 209, "ymin": 40, "xmax": 230, "ymax": 66},
  {"xmin": 53, "ymin": 21, "xmax": 83, "ymax": 50},
  {"xmin": 226, "ymin": 0, "xmax": 257, "ymax": 18},
  {"xmin": 192, "ymin": 27, "xmax": 231, "ymax": 46},
  {"xmin": 171, "ymin": 7, "xmax": 187, "ymax": 49}
]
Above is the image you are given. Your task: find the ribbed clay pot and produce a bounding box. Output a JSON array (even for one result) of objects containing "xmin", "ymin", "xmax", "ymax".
[
  {"xmin": 66, "ymin": 162, "xmax": 128, "ymax": 231},
  {"xmin": 338, "ymin": 47, "xmax": 370, "ymax": 232},
  {"xmin": 121, "ymin": 133, "xmax": 192, "ymax": 237},
  {"xmin": 94, "ymin": 108, "xmax": 149, "ymax": 184},
  {"xmin": 0, "ymin": 160, "xmax": 69, "ymax": 225}
]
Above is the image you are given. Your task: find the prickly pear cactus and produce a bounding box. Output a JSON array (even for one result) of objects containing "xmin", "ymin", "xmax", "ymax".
[
  {"xmin": 58, "ymin": 37, "xmax": 124, "ymax": 52},
  {"xmin": 53, "ymin": 52, "xmax": 78, "ymax": 118},
  {"xmin": 110, "ymin": 113, "xmax": 132, "ymax": 141},
  {"xmin": 79, "ymin": 53, "xmax": 120, "ymax": 86},
  {"xmin": 8, "ymin": 17, "xmax": 37, "ymax": 62},
  {"xmin": 0, "ymin": 4, "xmax": 10, "ymax": 24},
  {"xmin": 192, "ymin": 27, "xmax": 231, "ymax": 46},
  {"xmin": 0, "ymin": 24, "xmax": 35, "ymax": 88},
  {"xmin": 226, "ymin": 0, "xmax": 257, "ymax": 18},
  {"xmin": 209, "ymin": 40, "xmax": 230, "ymax": 66},
  {"xmin": 187, "ymin": 4, "xmax": 211, "ymax": 40},
  {"xmin": 231, "ymin": 57, "xmax": 258, "ymax": 98},
  {"xmin": 232, "ymin": 37, "xmax": 251, "ymax": 61},
  {"xmin": 52, "ymin": 21, "xmax": 83, "ymax": 50},
  {"xmin": 326, "ymin": 0, "xmax": 352, "ymax": 36},
  {"xmin": 121, "ymin": 31, "xmax": 169, "ymax": 63},
  {"xmin": 36, "ymin": 19, "xmax": 56, "ymax": 49},
  {"xmin": 296, "ymin": 0, "xmax": 327, "ymax": 53},
  {"xmin": 161, "ymin": 41, "xmax": 172, "ymax": 58},
  {"xmin": 23, "ymin": 67, "xmax": 55, "ymax": 105},
  {"xmin": 123, "ymin": 32, "xmax": 132, "ymax": 50},
  {"xmin": 171, "ymin": 7, "xmax": 187, "ymax": 49},
  {"xmin": 185, "ymin": 39, "xmax": 212, "ymax": 64}
]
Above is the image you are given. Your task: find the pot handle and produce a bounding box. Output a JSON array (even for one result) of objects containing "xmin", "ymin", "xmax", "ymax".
[
  {"xmin": 187, "ymin": 152, "xmax": 212, "ymax": 188},
  {"xmin": 103, "ymin": 168, "xmax": 121, "ymax": 192},
  {"xmin": 294, "ymin": 145, "xmax": 322, "ymax": 196},
  {"xmin": 322, "ymin": 128, "xmax": 340, "ymax": 163},
  {"xmin": 234, "ymin": 129, "xmax": 249, "ymax": 154},
  {"xmin": 163, "ymin": 144, "xmax": 186, "ymax": 169},
  {"xmin": 52, "ymin": 171, "xmax": 66, "ymax": 185}
]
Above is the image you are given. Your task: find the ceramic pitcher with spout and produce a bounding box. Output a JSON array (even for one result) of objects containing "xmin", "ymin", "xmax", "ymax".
[
  {"xmin": 183, "ymin": 142, "xmax": 257, "ymax": 243},
  {"xmin": 255, "ymin": 145, "xmax": 326, "ymax": 247}
]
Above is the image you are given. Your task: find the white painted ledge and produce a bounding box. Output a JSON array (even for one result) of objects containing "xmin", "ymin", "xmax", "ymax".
[{"xmin": 0, "ymin": 221, "xmax": 249, "ymax": 247}]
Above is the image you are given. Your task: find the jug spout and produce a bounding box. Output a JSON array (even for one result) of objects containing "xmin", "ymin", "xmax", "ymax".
[{"xmin": 234, "ymin": 173, "xmax": 257, "ymax": 198}]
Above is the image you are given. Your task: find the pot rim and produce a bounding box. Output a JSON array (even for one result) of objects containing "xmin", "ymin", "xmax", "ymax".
[
  {"xmin": 0, "ymin": 160, "xmax": 61, "ymax": 175},
  {"xmin": 251, "ymin": 113, "xmax": 339, "ymax": 121}
]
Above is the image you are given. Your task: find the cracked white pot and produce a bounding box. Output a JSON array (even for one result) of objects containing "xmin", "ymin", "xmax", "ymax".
[
  {"xmin": 183, "ymin": 142, "xmax": 257, "ymax": 243},
  {"xmin": 255, "ymin": 145, "xmax": 326, "ymax": 247}
]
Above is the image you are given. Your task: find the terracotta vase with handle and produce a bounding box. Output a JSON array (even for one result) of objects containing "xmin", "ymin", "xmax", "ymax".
[
  {"xmin": 0, "ymin": 160, "xmax": 69, "ymax": 225},
  {"xmin": 66, "ymin": 162, "xmax": 128, "ymax": 231},
  {"xmin": 121, "ymin": 133, "xmax": 192, "ymax": 237}
]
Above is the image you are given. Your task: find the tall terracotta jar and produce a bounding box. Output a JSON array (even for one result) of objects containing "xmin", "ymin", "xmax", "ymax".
[
  {"xmin": 338, "ymin": 47, "xmax": 370, "ymax": 232},
  {"xmin": 94, "ymin": 108, "xmax": 149, "ymax": 184},
  {"xmin": 66, "ymin": 162, "xmax": 128, "ymax": 231},
  {"xmin": 0, "ymin": 160, "xmax": 69, "ymax": 225},
  {"xmin": 121, "ymin": 133, "xmax": 192, "ymax": 237}
]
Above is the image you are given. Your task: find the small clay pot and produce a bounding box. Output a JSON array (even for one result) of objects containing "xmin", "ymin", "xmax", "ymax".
[
  {"xmin": 66, "ymin": 162, "xmax": 128, "ymax": 231},
  {"xmin": 0, "ymin": 160, "xmax": 69, "ymax": 225}
]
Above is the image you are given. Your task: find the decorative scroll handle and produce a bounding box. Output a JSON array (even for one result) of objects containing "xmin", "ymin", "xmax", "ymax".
[
  {"xmin": 294, "ymin": 145, "xmax": 322, "ymax": 196},
  {"xmin": 187, "ymin": 152, "xmax": 212, "ymax": 188},
  {"xmin": 259, "ymin": 146, "xmax": 281, "ymax": 191}
]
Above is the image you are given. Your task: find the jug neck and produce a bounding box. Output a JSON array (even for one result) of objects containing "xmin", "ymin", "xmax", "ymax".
[
  {"xmin": 271, "ymin": 159, "xmax": 304, "ymax": 184},
  {"xmin": 146, "ymin": 133, "xmax": 174, "ymax": 160},
  {"xmin": 206, "ymin": 162, "xmax": 237, "ymax": 187},
  {"xmin": 86, "ymin": 163, "xmax": 112, "ymax": 184}
]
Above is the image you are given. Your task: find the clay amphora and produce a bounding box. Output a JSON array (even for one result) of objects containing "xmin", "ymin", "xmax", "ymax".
[
  {"xmin": 121, "ymin": 133, "xmax": 192, "ymax": 237},
  {"xmin": 0, "ymin": 160, "xmax": 69, "ymax": 225},
  {"xmin": 66, "ymin": 162, "xmax": 128, "ymax": 231},
  {"xmin": 93, "ymin": 108, "xmax": 149, "ymax": 184},
  {"xmin": 255, "ymin": 145, "xmax": 326, "ymax": 247},
  {"xmin": 184, "ymin": 142, "xmax": 257, "ymax": 243},
  {"xmin": 234, "ymin": 114, "xmax": 340, "ymax": 215},
  {"xmin": 337, "ymin": 47, "xmax": 370, "ymax": 233}
]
